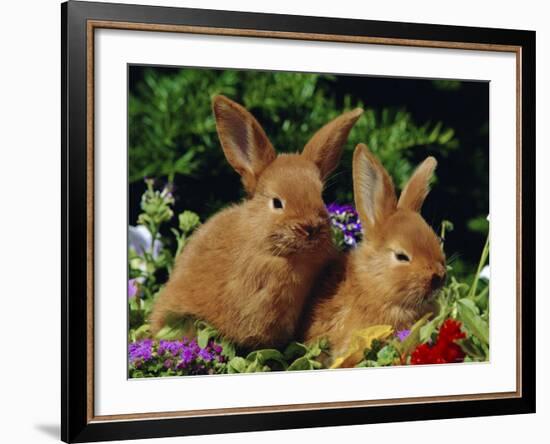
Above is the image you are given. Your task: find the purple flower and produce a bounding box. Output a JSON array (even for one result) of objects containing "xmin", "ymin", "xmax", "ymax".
[
  {"xmin": 327, "ymin": 203, "xmax": 363, "ymax": 249},
  {"xmin": 396, "ymin": 329, "xmax": 411, "ymax": 342},
  {"xmin": 198, "ymin": 348, "xmax": 213, "ymax": 362},
  {"xmin": 128, "ymin": 279, "xmax": 139, "ymax": 299},
  {"xmin": 157, "ymin": 341, "xmax": 167, "ymax": 356},
  {"xmin": 129, "ymin": 339, "xmax": 153, "ymax": 364},
  {"xmin": 159, "ymin": 339, "xmax": 185, "ymax": 357},
  {"xmin": 188, "ymin": 339, "xmax": 200, "ymax": 353},
  {"xmin": 326, "ymin": 203, "xmax": 356, "ymax": 214},
  {"xmin": 129, "ymin": 336, "xmax": 227, "ymax": 377},
  {"xmin": 181, "ymin": 347, "xmax": 194, "ymax": 364}
]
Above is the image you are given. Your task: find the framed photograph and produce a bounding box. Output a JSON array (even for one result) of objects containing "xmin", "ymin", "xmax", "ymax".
[{"xmin": 62, "ymin": 0, "xmax": 535, "ymax": 442}]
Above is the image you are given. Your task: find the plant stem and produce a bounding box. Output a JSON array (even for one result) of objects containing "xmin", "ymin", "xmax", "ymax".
[
  {"xmin": 148, "ymin": 222, "xmax": 158, "ymax": 257},
  {"xmin": 468, "ymin": 234, "xmax": 489, "ymax": 299}
]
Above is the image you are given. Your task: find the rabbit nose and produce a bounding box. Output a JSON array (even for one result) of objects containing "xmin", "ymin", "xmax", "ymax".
[
  {"xmin": 299, "ymin": 223, "xmax": 318, "ymax": 238},
  {"xmin": 430, "ymin": 272, "xmax": 446, "ymax": 290},
  {"xmin": 304, "ymin": 225, "xmax": 316, "ymax": 237}
]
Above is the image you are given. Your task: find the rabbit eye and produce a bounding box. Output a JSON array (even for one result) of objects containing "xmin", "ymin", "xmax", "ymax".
[
  {"xmin": 395, "ymin": 252, "xmax": 410, "ymax": 262},
  {"xmin": 272, "ymin": 198, "xmax": 284, "ymax": 209}
]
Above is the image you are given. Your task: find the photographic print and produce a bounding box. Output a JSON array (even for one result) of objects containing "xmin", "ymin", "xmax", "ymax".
[
  {"xmin": 127, "ymin": 66, "xmax": 490, "ymax": 378},
  {"xmin": 63, "ymin": 2, "xmax": 534, "ymax": 440}
]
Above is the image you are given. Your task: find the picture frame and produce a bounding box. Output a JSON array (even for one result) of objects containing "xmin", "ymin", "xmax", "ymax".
[{"xmin": 61, "ymin": 0, "xmax": 536, "ymax": 442}]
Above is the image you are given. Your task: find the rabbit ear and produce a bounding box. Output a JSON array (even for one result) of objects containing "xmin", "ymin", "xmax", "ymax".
[
  {"xmin": 212, "ymin": 95, "xmax": 276, "ymax": 195},
  {"xmin": 397, "ymin": 157, "xmax": 437, "ymax": 212},
  {"xmin": 353, "ymin": 144, "xmax": 397, "ymax": 233},
  {"xmin": 302, "ymin": 108, "xmax": 363, "ymax": 180}
]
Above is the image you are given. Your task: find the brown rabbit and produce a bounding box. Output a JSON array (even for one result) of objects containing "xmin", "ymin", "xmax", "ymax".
[
  {"xmin": 302, "ymin": 144, "xmax": 446, "ymax": 363},
  {"xmin": 150, "ymin": 95, "xmax": 363, "ymax": 348}
]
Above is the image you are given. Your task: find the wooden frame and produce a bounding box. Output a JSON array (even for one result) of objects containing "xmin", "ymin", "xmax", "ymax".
[{"xmin": 62, "ymin": 1, "xmax": 536, "ymax": 442}]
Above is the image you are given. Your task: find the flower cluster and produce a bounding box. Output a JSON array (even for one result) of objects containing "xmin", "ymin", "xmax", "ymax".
[
  {"xmin": 129, "ymin": 337, "xmax": 226, "ymax": 377},
  {"xmin": 411, "ymin": 319, "xmax": 466, "ymax": 365},
  {"xmin": 136, "ymin": 179, "xmax": 175, "ymax": 245},
  {"xmin": 326, "ymin": 203, "xmax": 363, "ymax": 249},
  {"xmin": 129, "ymin": 338, "xmax": 154, "ymax": 363}
]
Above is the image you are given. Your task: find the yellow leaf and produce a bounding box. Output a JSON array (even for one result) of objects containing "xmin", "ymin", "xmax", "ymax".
[{"xmin": 330, "ymin": 325, "xmax": 394, "ymax": 368}]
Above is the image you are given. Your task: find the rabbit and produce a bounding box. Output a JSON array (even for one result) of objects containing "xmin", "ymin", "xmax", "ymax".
[
  {"xmin": 150, "ymin": 95, "xmax": 363, "ymax": 348},
  {"xmin": 301, "ymin": 144, "xmax": 446, "ymax": 364}
]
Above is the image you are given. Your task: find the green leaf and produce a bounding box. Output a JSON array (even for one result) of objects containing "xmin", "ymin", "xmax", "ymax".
[
  {"xmin": 376, "ymin": 345, "xmax": 400, "ymax": 366},
  {"xmin": 246, "ymin": 349, "xmax": 288, "ymax": 369},
  {"xmin": 155, "ymin": 325, "xmax": 180, "ymax": 340},
  {"xmin": 363, "ymin": 339, "xmax": 384, "ymax": 361},
  {"xmin": 155, "ymin": 316, "xmax": 194, "ymax": 340},
  {"xmin": 419, "ymin": 303, "xmax": 451, "ymax": 343},
  {"xmin": 227, "ymin": 357, "xmax": 248, "ymax": 374},
  {"xmin": 457, "ymin": 298, "xmax": 489, "ymax": 345},
  {"xmin": 318, "ymin": 337, "xmax": 330, "ymax": 352},
  {"xmin": 133, "ymin": 324, "xmax": 151, "ymax": 340},
  {"xmin": 356, "ymin": 360, "xmax": 379, "ymax": 368},
  {"xmin": 284, "ymin": 342, "xmax": 308, "ymax": 361},
  {"xmin": 467, "ymin": 216, "xmax": 489, "ymax": 235},
  {"xmin": 311, "ymin": 360, "xmax": 323, "ymax": 369},
  {"xmin": 440, "ymin": 219, "xmax": 454, "ymax": 242},
  {"xmin": 458, "ymin": 337, "xmax": 487, "ymax": 361},
  {"xmin": 245, "ymin": 360, "xmax": 271, "ymax": 373},
  {"xmin": 197, "ymin": 326, "xmax": 218, "ymax": 348},
  {"xmin": 438, "ymin": 128, "xmax": 455, "ymax": 145},
  {"xmin": 468, "ymin": 235, "xmax": 489, "ymax": 299},
  {"xmin": 474, "ymin": 286, "xmax": 489, "ymax": 312},
  {"xmin": 305, "ymin": 341, "xmax": 323, "ymax": 359},
  {"xmin": 219, "ymin": 338, "xmax": 236, "ymax": 360},
  {"xmin": 174, "ymin": 151, "xmax": 197, "ymax": 175},
  {"xmin": 287, "ymin": 356, "xmax": 314, "ymax": 371}
]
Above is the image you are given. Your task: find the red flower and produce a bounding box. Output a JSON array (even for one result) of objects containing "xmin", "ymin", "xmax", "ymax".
[
  {"xmin": 438, "ymin": 318, "xmax": 466, "ymax": 344},
  {"xmin": 411, "ymin": 319, "xmax": 466, "ymax": 365}
]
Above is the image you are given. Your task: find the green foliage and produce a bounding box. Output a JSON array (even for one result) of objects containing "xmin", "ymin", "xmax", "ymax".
[
  {"xmin": 171, "ymin": 210, "xmax": 202, "ymax": 266},
  {"xmin": 224, "ymin": 340, "xmax": 328, "ymax": 373},
  {"xmin": 128, "ymin": 181, "xmax": 201, "ymax": 333},
  {"xmin": 155, "ymin": 317, "xmax": 195, "ymax": 341},
  {"xmin": 467, "ymin": 215, "xmax": 490, "ymax": 235},
  {"xmin": 358, "ymin": 342, "xmax": 401, "ymax": 368},
  {"xmin": 179, "ymin": 210, "xmax": 201, "ymax": 233},
  {"xmin": 417, "ymin": 235, "xmax": 490, "ymax": 361},
  {"xmin": 129, "ymin": 68, "xmax": 458, "ymax": 207},
  {"xmin": 153, "ymin": 314, "xmax": 328, "ymax": 374},
  {"xmin": 129, "ymin": 180, "xmax": 179, "ymax": 301},
  {"xmin": 138, "ymin": 178, "xmax": 174, "ymax": 234},
  {"xmin": 440, "ymin": 219, "xmax": 454, "ymax": 242}
]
